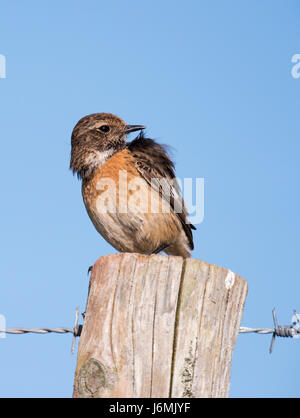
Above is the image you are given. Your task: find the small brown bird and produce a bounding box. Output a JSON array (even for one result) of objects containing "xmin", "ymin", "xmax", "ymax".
[{"xmin": 70, "ymin": 113, "xmax": 195, "ymax": 258}]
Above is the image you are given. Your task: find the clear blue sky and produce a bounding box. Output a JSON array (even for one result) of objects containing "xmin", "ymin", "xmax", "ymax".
[{"xmin": 0, "ymin": 0, "xmax": 299, "ymax": 398}]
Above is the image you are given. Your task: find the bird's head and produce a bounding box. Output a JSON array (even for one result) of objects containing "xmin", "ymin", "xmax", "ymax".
[{"xmin": 70, "ymin": 112, "xmax": 145, "ymax": 179}]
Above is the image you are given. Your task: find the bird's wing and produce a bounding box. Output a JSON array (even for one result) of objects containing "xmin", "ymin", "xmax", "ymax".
[{"xmin": 127, "ymin": 134, "xmax": 195, "ymax": 250}]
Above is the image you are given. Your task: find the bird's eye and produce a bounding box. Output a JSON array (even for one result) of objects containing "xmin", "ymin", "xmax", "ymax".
[{"xmin": 98, "ymin": 125, "xmax": 110, "ymax": 133}]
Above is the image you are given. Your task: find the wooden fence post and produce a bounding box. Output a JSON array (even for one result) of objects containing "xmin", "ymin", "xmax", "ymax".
[{"xmin": 73, "ymin": 253, "xmax": 247, "ymax": 398}]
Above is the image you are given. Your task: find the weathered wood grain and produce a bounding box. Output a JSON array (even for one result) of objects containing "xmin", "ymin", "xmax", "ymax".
[{"xmin": 73, "ymin": 253, "xmax": 247, "ymax": 398}]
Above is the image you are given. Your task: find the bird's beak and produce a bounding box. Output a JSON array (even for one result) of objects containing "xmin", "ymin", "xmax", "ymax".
[{"xmin": 123, "ymin": 125, "xmax": 146, "ymax": 134}]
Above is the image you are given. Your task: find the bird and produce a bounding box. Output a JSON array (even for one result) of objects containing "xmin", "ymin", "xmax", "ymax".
[{"xmin": 70, "ymin": 113, "xmax": 196, "ymax": 258}]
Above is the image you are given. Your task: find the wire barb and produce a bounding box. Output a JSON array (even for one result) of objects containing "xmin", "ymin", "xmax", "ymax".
[{"xmin": 239, "ymin": 308, "xmax": 300, "ymax": 353}]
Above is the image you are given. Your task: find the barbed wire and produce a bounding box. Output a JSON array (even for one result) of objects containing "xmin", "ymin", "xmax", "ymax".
[
  {"xmin": 239, "ymin": 308, "xmax": 300, "ymax": 353},
  {"xmin": 0, "ymin": 307, "xmax": 299, "ymax": 354},
  {"xmin": 1, "ymin": 327, "xmax": 74, "ymax": 335},
  {"xmin": 0, "ymin": 307, "xmax": 82, "ymax": 354}
]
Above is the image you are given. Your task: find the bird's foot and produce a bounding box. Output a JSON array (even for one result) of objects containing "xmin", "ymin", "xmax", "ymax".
[{"xmin": 152, "ymin": 243, "xmax": 169, "ymax": 254}]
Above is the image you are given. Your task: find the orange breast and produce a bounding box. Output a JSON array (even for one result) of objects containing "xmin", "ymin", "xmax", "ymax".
[{"xmin": 81, "ymin": 149, "xmax": 182, "ymax": 254}]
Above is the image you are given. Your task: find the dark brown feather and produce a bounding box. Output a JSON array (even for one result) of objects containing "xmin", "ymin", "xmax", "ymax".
[{"xmin": 127, "ymin": 133, "xmax": 195, "ymax": 250}]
